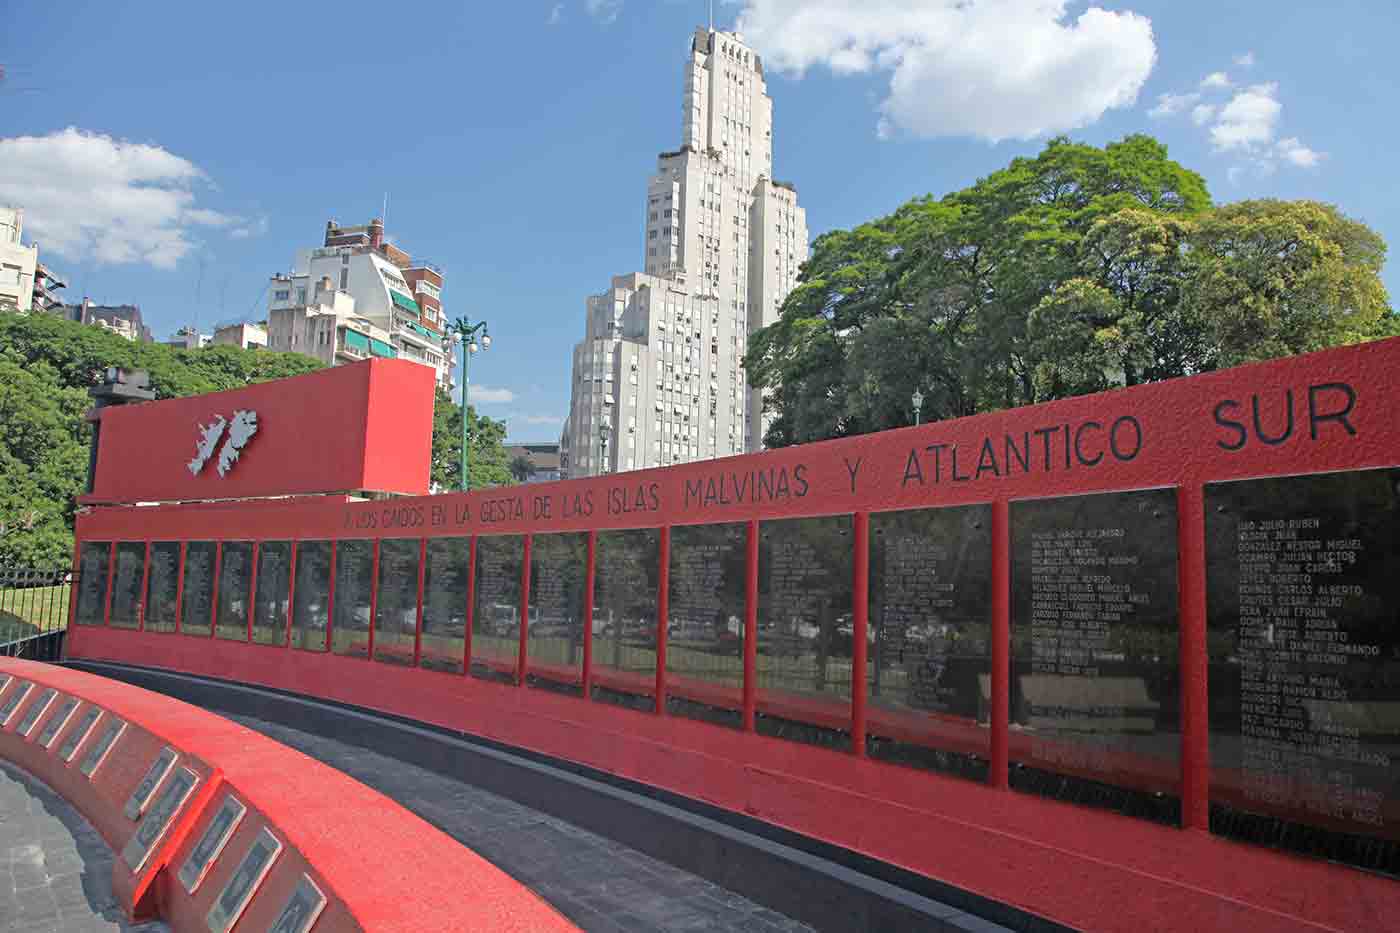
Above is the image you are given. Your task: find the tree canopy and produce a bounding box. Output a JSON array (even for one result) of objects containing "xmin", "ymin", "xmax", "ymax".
[
  {"xmin": 430, "ymin": 386, "xmax": 512, "ymax": 491},
  {"xmin": 746, "ymin": 134, "xmax": 1392, "ymax": 447}
]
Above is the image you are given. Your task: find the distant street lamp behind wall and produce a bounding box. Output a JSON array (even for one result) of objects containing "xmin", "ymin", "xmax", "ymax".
[{"xmin": 911, "ymin": 388, "xmax": 924, "ymax": 427}]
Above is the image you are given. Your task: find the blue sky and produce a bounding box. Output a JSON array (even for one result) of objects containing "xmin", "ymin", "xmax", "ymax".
[{"xmin": 2, "ymin": 0, "xmax": 1395, "ymax": 442}]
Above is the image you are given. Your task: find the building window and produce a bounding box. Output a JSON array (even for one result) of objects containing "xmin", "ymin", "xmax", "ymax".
[
  {"xmin": 339, "ymin": 269, "xmax": 349, "ymax": 290},
  {"xmin": 274, "ymin": 290, "xmax": 290, "ymax": 301}
]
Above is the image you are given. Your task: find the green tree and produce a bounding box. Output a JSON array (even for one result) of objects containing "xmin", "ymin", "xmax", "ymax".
[
  {"xmin": 747, "ymin": 135, "xmax": 1391, "ymax": 447},
  {"xmin": 429, "ymin": 387, "xmax": 513, "ymax": 491}
]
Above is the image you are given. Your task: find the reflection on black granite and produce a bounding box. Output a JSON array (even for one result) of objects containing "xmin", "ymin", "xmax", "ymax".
[
  {"xmin": 217, "ymin": 542, "xmax": 253, "ymax": 641},
  {"xmin": 868, "ymin": 505, "xmax": 991, "ymax": 777},
  {"xmin": 74, "ymin": 542, "xmax": 110, "ymax": 627},
  {"xmin": 180, "ymin": 541, "xmax": 217, "ymax": 637},
  {"xmin": 757, "ymin": 515, "xmax": 854, "ymax": 748},
  {"xmin": 1206, "ymin": 467, "xmax": 1400, "ymax": 874},
  {"xmin": 332, "ymin": 540, "xmax": 373, "ymax": 658},
  {"xmin": 527, "ymin": 532, "xmax": 587, "ymax": 690},
  {"xmin": 290, "ymin": 541, "xmax": 330, "ymax": 652},
  {"xmin": 375, "ymin": 538, "xmax": 421, "ymax": 666},
  {"xmin": 421, "ymin": 537, "xmax": 469, "ymax": 673},
  {"xmin": 252, "ymin": 542, "xmax": 292, "ymax": 646},
  {"xmin": 144, "ymin": 542, "xmax": 181, "ymax": 634},
  {"xmin": 592, "ymin": 528, "xmax": 660, "ymax": 710},
  {"xmin": 1010, "ymin": 489, "xmax": 1180, "ymax": 822},
  {"xmin": 472, "ymin": 535, "xmax": 523, "ymax": 682},
  {"xmin": 667, "ymin": 522, "xmax": 747, "ymax": 727},
  {"xmin": 108, "ymin": 542, "xmax": 146, "ymax": 630}
]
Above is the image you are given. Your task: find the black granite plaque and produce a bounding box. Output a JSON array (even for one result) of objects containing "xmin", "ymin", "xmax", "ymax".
[
  {"xmin": 330, "ymin": 540, "xmax": 373, "ymax": 658},
  {"xmin": 471, "ymin": 535, "xmax": 523, "ymax": 682},
  {"xmin": 1010, "ymin": 489, "xmax": 1180, "ymax": 821},
  {"xmin": 59, "ymin": 707, "xmax": 101, "ymax": 763},
  {"xmin": 36, "ymin": 696, "xmax": 77, "ymax": 749},
  {"xmin": 216, "ymin": 542, "xmax": 253, "ymax": 641},
  {"xmin": 74, "ymin": 542, "xmax": 110, "ymax": 626},
  {"xmin": 527, "ymin": 532, "xmax": 587, "ymax": 692},
  {"xmin": 1207, "ymin": 468, "xmax": 1400, "ymax": 873},
  {"xmin": 178, "ymin": 795, "xmax": 247, "ymax": 894},
  {"xmin": 109, "ymin": 542, "xmax": 147, "ymax": 629},
  {"xmin": 79, "ymin": 717, "xmax": 126, "ymax": 778},
  {"xmin": 290, "ymin": 541, "xmax": 331, "ymax": 652},
  {"xmin": 420, "ymin": 537, "xmax": 469, "ymax": 673},
  {"xmin": 122, "ymin": 765, "xmax": 199, "ymax": 872},
  {"xmin": 268, "ymin": 874, "xmax": 327, "ymax": 933},
  {"xmin": 206, "ymin": 827, "xmax": 282, "ymax": 933},
  {"xmin": 593, "ymin": 528, "xmax": 660, "ymax": 710},
  {"xmin": 867, "ymin": 505, "xmax": 992, "ymax": 778},
  {"xmin": 757, "ymin": 515, "xmax": 855, "ymax": 749},
  {"xmin": 180, "ymin": 542, "xmax": 217, "ymax": 637},
  {"xmin": 666, "ymin": 523, "xmax": 747, "ymax": 726},
  {"xmin": 144, "ymin": 542, "xmax": 181, "ymax": 633},
  {"xmin": 374, "ymin": 539, "xmax": 421, "ymax": 666},
  {"xmin": 124, "ymin": 746, "xmax": 177, "ymax": 819},
  {"xmin": 0, "ymin": 681, "xmax": 31, "ymax": 726},
  {"xmin": 252, "ymin": 542, "xmax": 292, "ymax": 646},
  {"xmin": 15, "ymin": 687, "xmax": 55, "ymax": 738}
]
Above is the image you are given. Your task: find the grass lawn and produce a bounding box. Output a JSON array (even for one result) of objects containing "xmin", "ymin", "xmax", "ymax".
[{"xmin": 0, "ymin": 583, "xmax": 71, "ymax": 642}]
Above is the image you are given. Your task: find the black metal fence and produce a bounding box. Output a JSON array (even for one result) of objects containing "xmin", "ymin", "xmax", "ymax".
[{"xmin": 0, "ymin": 567, "xmax": 71, "ymax": 660}]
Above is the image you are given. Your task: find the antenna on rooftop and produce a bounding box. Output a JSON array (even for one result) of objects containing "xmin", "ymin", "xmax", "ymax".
[
  {"xmin": 708, "ymin": 0, "xmax": 714, "ymax": 31},
  {"xmin": 382, "ymin": 192, "xmax": 389, "ymax": 233}
]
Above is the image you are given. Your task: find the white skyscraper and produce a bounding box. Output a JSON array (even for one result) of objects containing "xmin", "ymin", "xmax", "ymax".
[{"xmin": 562, "ymin": 27, "xmax": 808, "ymax": 478}]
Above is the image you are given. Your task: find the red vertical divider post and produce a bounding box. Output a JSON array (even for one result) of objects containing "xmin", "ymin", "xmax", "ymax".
[
  {"xmin": 851, "ymin": 512, "xmax": 870, "ymax": 758},
  {"xmin": 325, "ymin": 542, "xmax": 337, "ymax": 652},
  {"xmin": 518, "ymin": 535, "xmax": 531, "ymax": 685},
  {"xmin": 208, "ymin": 542, "xmax": 222, "ymax": 637},
  {"xmin": 137, "ymin": 541, "xmax": 152, "ymax": 632},
  {"xmin": 102, "ymin": 541, "xmax": 117, "ymax": 627},
  {"xmin": 413, "ymin": 538, "xmax": 426, "ymax": 667},
  {"xmin": 582, "ymin": 530, "xmax": 597, "ymax": 699},
  {"xmin": 1179, "ymin": 484, "xmax": 1210, "ymax": 830},
  {"xmin": 285, "ymin": 542, "xmax": 298, "ymax": 647},
  {"xmin": 990, "ymin": 499, "xmax": 1010, "ymax": 789},
  {"xmin": 464, "ymin": 537, "xmax": 476, "ymax": 675},
  {"xmin": 655, "ymin": 526, "xmax": 671, "ymax": 714},
  {"xmin": 743, "ymin": 519, "xmax": 759, "ymax": 732},
  {"xmin": 172, "ymin": 542, "xmax": 186, "ymax": 634},
  {"xmin": 246, "ymin": 542, "xmax": 259, "ymax": 643},
  {"xmin": 367, "ymin": 540, "xmax": 380, "ymax": 660}
]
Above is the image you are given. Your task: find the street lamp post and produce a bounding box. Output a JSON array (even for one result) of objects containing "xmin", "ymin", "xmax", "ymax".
[
  {"xmin": 598, "ymin": 424, "xmax": 610, "ymax": 475},
  {"xmin": 911, "ymin": 388, "xmax": 924, "ymax": 427},
  {"xmin": 443, "ymin": 318, "xmax": 491, "ymax": 491}
]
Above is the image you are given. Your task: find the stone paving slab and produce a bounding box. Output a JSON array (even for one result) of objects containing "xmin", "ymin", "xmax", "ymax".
[
  {"xmin": 0, "ymin": 762, "xmax": 167, "ymax": 933},
  {"xmin": 226, "ymin": 712, "xmax": 816, "ymax": 933}
]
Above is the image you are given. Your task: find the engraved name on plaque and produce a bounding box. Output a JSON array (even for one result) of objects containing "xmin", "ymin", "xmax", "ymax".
[
  {"xmin": 122, "ymin": 766, "xmax": 200, "ymax": 872},
  {"xmin": 36, "ymin": 696, "xmax": 78, "ymax": 749},
  {"xmin": 269, "ymin": 875, "xmax": 328, "ymax": 933},
  {"xmin": 178, "ymin": 795, "xmax": 247, "ymax": 894},
  {"xmin": 80, "ymin": 718, "xmax": 127, "ymax": 779},
  {"xmin": 206, "ymin": 827, "xmax": 283, "ymax": 933},
  {"xmin": 59, "ymin": 707, "xmax": 102, "ymax": 763},
  {"xmin": 15, "ymin": 688, "xmax": 56, "ymax": 738},
  {"xmin": 0, "ymin": 682, "xmax": 33, "ymax": 726},
  {"xmin": 125, "ymin": 747, "xmax": 178, "ymax": 820}
]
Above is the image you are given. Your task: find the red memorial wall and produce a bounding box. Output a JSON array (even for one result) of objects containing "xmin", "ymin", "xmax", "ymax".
[{"xmin": 65, "ymin": 339, "xmax": 1400, "ymax": 932}]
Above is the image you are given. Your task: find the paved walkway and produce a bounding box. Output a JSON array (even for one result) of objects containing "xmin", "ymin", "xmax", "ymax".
[
  {"xmin": 226, "ymin": 712, "xmax": 816, "ymax": 933},
  {"xmin": 0, "ymin": 762, "xmax": 167, "ymax": 933}
]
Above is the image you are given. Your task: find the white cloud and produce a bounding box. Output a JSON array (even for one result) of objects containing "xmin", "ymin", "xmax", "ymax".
[
  {"xmin": 733, "ymin": 0, "xmax": 1157, "ymax": 142},
  {"xmin": 0, "ymin": 127, "xmax": 245, "ymax": 269},
  {"xmin": 518, "ymin": 414, "xmax": 565, "ymax": 427},
  {"xmin": 230, "ymin": 216, "xmax": 269, "ymax": 239},
  {"xmin": 1148, "ymin": 91, "xmax": 1198, "ymax": 119},
  {"xmin": 1201, "ymin": 71, "xmax": 1231, "ymax": 89},
  {"xmin": 546, "ymin": 3, "xmax": 563, "ymax": 24},
  {"xmin": 585, "ymin": 0, "xmax": 622, "ymax": 24},
  {"xmin": 1276, "ymin": 137, "xmax": 1324, "ymax": 168},
  {"xmin": 1190, "ymin": 103, "xmax": 1216, "ymax": 126},
  {"xmin": 1210, "ymin": 82, "xmax": 1280, "ymax": 151},
  {"xmin": 1233, "ymin": 51, "xmax": 1256, "ymax": 67},
  {"xmin": 469, "ymin": 385, "xmax": 515, "ymax": 404}
]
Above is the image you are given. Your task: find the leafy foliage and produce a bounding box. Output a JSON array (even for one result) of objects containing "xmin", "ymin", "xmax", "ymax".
[
  {"xmin": 747, "ymin": 135, "xmax": 1391, "ymax": 447},
  {"xmin": 429, "ymin": 386, "xmax": 512, "ymax": 491}
]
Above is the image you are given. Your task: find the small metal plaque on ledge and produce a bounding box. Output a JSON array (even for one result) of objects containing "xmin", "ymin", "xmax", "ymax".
[
  {"xmin": 206, "ymin": 827, "xmax": 282, "ymax": 933},
  {"xmin": 0, "ymin": 681, "xmax": 32, "ymax": 726},
  {"xmin": 124, "ymin": 747, "xmax": 178, "ymax": 820},
  {"xmin": 178, "ymin": 795, "xmax": 247, "ymax": 894},
  {"xmin": 122, "ymin": 765, "xmax": 200, "ymax": 872},
  {"xmin": 79, "ymin": 718, "xmax": 127, "ymax": 779},
  {"xmin": 36, "ymin": 696, "xmax": 78, "ymax": 749},
  {"xmin": 268, "ymin": 875, "xmax": 328, "ymax": 933},
  {"xmin": 59, "ymin": 707, "xmax": 102, "ymax": 763},
  {"xmin": 15, "ymin": 688, "xmax": 56, "ymax": 738}
]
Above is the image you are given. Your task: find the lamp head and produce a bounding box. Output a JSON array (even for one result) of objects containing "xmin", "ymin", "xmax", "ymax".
[
  {"xmin": 911, "ymin": 389, "xmax": 924, "ymax": 409},
  {"xmin": 481, "ymin": 333, "xmax": 492, "ymax": 350}
]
